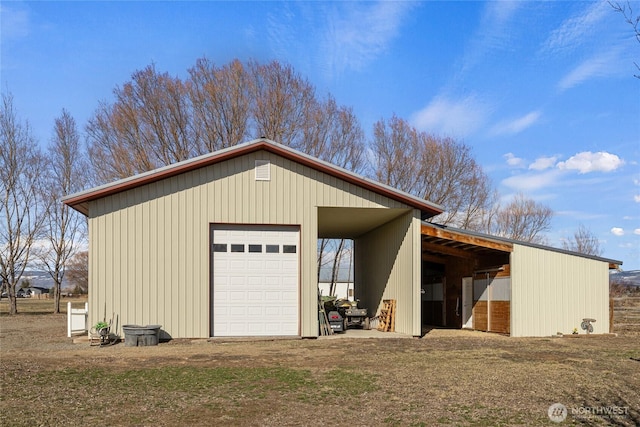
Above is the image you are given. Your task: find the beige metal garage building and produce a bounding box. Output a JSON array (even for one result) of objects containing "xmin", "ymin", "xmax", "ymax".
[
  {"xmin": 64, "ymin": 138, "xmax": 620, "ymax": 339},
  {"xmin": 64, "ymin": 138, "xmax": 442, "ymax": 339}
]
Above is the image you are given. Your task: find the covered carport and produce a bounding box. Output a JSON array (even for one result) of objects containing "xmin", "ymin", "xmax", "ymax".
[
  {"xmin": 420, "ymin": 222, "xmax": 621, "ymax": 337},
  {"xmin": 318, "ymin": 207, "xmax": 429, "ymax": 335},
  {"xmin": 420, "ymin": 222, "xmax": 513, "ymax": 334}
]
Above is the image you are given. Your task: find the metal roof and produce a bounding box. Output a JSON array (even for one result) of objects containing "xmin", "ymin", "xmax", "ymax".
[{"xmin": 421, "ymin": 221, "xmax": 623, "ymax": 267}]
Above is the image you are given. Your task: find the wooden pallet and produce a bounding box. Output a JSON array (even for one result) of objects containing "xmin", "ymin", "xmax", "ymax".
[
  {"xmin": 318, "ymin": 296, "xmax": 333, "ymax": 336},
  {"xmin": 377, "ymin": 299, "xmax": 396, "ymax": 332}
]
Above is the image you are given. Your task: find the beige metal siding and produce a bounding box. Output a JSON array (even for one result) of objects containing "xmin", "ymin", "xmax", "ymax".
[
  {"xmin": 510, "ymin": 244, "xmax": 610, "ymax": 337},
  {"xmin": 354, "ymin": 210, "xmax": 422, "ymax": 336},
  {"xmin": 88, "ymin": 150, "xmax": 416, "ymax": 338}
]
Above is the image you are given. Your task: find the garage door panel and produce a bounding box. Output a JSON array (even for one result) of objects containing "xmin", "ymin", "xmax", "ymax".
[{"xmin": 212, "ymin": 225, "xmax": 299, "ymax": 337}]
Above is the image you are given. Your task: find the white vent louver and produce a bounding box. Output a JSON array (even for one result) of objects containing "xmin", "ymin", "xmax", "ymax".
[{"xmin": 255, "ymin": 160, "xmax": 270, "ymax": 181}]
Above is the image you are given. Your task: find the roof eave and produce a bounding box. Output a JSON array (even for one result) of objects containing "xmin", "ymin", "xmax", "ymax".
[{"xmin": 63, "ymin": 139, "xmax": 443, "ymax": 217}]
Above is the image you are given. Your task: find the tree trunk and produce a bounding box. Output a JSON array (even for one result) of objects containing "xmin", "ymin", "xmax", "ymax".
[
  {"xmin": 53, "ymin": 280, "xmax": 61, "ymax": 314},
  {"xmin": 329, "ymin": 239, "xmax": 345, "ymax": 297},
  {"xmin": 8, "ymin": 282, "xmax": 18, "ymax": 315}
]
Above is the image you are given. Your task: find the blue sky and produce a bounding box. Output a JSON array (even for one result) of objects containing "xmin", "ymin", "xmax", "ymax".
[{"xmin": 2, "ymin": 1, "xmax": 639, "ymax": 269}]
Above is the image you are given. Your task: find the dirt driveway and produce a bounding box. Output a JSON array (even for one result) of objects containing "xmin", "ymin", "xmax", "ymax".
[{"xmin": 1, "ymin": 298, "xmax": 639, "ymax": 426}]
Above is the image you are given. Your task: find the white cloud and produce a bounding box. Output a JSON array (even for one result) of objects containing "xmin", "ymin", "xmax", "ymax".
[
  {"xmin": 611, "ymin": 227, "xmax": 624, "ymax": 236},
  {"xmin": 529, "ymin": 155, "xmax": 558, "ymax": 171},
  {"xmin": 557, "ymin": 151, "xmax": 624, "ymax": 174},
  {"xmin": 634, "ymin": 229, "xmax": 640, "ymax": 235},
  {"xmin": 501, "ymin": 169, "xmax": 562, "ymax": 192},
  {"xmin": 542, "ymin": 2, "xmax": 609, "ymax": 53},
  {"xmin": 557, "ymin": 49, "xmax": 623, "ymax": 91},
  {"xmin": 411, "ymin": 95, "xmax": 491, "ymax": 137},
  {"xmin": 322, "ymin": 1, "xmax": 416, "ymax": 74},
  {"xmin": 490, "ymin": 111, "xmax": 541, "ymax": 136},
  {"xmin": 504, "ymin": 153, "xmax": 525, "ymax": 168},
  {"xmin": 635, "ymin": 195, "xmax": 640, "ymax": 203},
  {"xmin": 0, "ymin": 4, "xmax": 30, "ymax": 40}
]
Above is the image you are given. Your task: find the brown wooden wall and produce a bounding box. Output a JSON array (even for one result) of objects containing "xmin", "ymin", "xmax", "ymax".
[
  {"xmin": 473, "ymin": 301, "xmax": 488, "ymax": 331},
  {"xmin": 489, "ymin": 301, "xmax": 510, "ymax": 334}
]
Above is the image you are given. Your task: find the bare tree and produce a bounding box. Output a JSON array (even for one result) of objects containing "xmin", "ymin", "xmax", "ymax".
[
  {"xmin": 248, "ymin": 60, "xmax": 316, "ymax": 148},
  {"xmin": 0, "ymin": 93, "xmax": 49, "ymax": 314},
  {"xmin": 301, "ymin": 96, "xmax": 366, "ymax": 172},
  {"xmin": 37, "ymin": 110, "xmax": 88, "ymax": 313},
  {"xmin": 371, "ymin": 115, "xmax": 496, "ymax": 229},
  {"xmin": 87, "ymin": 64, "xmax": 195, "ymax": 182},
  {"xmin": 188, "ymin": 58, "xmax": 251, "ymax": 152},
  {"xmin": 65, "ymin": 250, "xmax": 88, "ymax": 294},
  {"xmin": 86, "ymin": 58, "xmax": 364, "ymax": 184},
  {"xmin": 562, "ymin": 224, "xmax": 603, "ymax": 256},
  {"xmin": 610, "ymin": 1, "xmax": 640, "ymax": 78},
  {"xmin": 372, "ymin": 115, "xmax": 423, "ymax": 195},
  {"xmin": 490, "ymin": 193, "xmax": 553, "ymax": 244}
]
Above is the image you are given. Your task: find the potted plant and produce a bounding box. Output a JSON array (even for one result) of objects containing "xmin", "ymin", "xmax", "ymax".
[{"xmin": 94, "ymin": 321, "xmax": 110, "ymax": 336}]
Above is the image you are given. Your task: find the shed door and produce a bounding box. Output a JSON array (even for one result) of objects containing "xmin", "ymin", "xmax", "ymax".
[
  {"xmin": 462, "ymin": 277, "xmax": 473, "ymax": 329},
  {"xmin": 211, "ymin": 225, "xmax": 299, "ymax": 337}
]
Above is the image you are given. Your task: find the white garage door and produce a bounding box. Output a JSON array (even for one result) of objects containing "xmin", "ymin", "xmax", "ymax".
[{"xmin": 211, "ymin": 225, "xmax": 299, "ymax": 336}]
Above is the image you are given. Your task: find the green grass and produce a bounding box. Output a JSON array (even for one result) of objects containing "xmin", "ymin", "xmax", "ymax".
[{"xmin": 0, "ymin": 296, "xmax": 86, "ymax": 314}]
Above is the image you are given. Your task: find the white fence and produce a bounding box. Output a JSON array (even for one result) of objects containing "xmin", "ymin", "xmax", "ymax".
[{"xmin": 67, "ymin": 302, "xmax": 88, "ymax": 337}]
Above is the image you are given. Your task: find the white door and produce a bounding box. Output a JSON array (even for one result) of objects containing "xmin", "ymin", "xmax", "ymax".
[
  {"xmin": 462, "ymin": 277, "xmax": 473, "ymax": 329},
  {"xmin": 212, "ymin": 225, "xmax": 299, "ymax": 337}
]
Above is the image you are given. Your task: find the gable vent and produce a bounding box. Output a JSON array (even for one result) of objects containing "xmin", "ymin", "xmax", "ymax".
[{"xmin": 255, "ymin": 160, "xmax": 270, "ymax": 181}]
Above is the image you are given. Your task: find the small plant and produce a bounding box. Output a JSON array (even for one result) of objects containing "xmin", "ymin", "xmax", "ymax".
[
  {"xmin": 572, "ymin": 328, "xmax": 578, "ymax": 334},
  {"xmin": 94, "ymin": 321, "xmax": 109, "ymax": 331}
]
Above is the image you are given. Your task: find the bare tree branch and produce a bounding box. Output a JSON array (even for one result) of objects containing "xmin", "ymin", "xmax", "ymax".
[
  {"xmin": 36, "ymin": 110, "xmax": 88, "ymax": 313},
  {"xmin": 561, "ymin": 224, "xmax": 603, "ymax": 256},
  {"xmin": 490, "ymin": 193, "xmax": 553, "ymax": 244},
  {"xmin": 610, "ymin": 1, "xmax": 640, "ymax": 78},
  {"xmin": 371, "ymin": 115, "xmax": 496, "ymax": 229},
  {"xmin": 0, "ymin": 92, "xmax": 49, "ymax": 314}
]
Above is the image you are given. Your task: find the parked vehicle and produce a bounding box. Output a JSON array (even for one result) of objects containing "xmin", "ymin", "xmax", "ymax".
[
  {"xmin": 323, "ymin": 297, "xmax": 370, "ymax": 331},
  {"xmin": 326, "ymin": 310, "xmax": 344, "ymax": 332}
]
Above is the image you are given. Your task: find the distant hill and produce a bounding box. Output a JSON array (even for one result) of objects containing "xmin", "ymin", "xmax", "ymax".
[
  {"xmin": 9, "ymin": 271, "xmax": 71, "ymax": 290},
  {"xmin": 610, "ymin": 270, "xmax": 640, "ymax": 287}
]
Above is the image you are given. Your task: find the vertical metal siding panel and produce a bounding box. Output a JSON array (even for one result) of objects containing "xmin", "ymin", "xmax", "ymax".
[
  {"xmin": 134, "ymin": 190, "xmax": 144, "ymax": 325},
  {"xmin": 411, "ymin": 213, "xmax": 422, "ymax": 335},
  {"xmin": 149, "ymin": 187, "xmax": 158, "ymax": 333},
  {"xmin": 280, "ymin": 158, "xmax": 290, "ymax": 224},
  {"xmin": 141, "ymin": 194, "xmax": 150, "ymax": 324},
  {"xmin": 184, "ymin": 173, "xmax": 194, "ymax": 337},
  {"xmin": 89, "ymin": 204, "xmax": 100, "ymax": 328},
  {"xmin": 178, "ymin": 175, "xmax": 187, "ymax": 338},
  {"xmin": 122, "ymin": 193, "xmax": 132, "ymax": 324},
  {"xmin": 353, "ymin": 211, "xmax": 415, "ymax": 335},
  {"xmin": 511, "ymin": 244, "xmax": 610, "ymax": 337},
  {"xmin": 301, "ymin": 164, "xmax": 315, "ymax": 337},
  {"xmin": 200, "ymin": 171, "xmax": 210, "ymax": 337},
  {"xmin": 156, "ymin": 184, "xmax": 167, "ymax": 335},
  {"xmin": 169, "ymin": 179, "xmax": 179, "ymax": 337},
  {"xmin": 220, "ymin": 162, "xmax": 229, "ymax": 223}
]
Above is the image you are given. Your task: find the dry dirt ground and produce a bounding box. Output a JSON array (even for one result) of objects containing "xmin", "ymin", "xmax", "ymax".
[{"xmin": 1, "ymin": 297, "xmax": 639, "ymax": 426}]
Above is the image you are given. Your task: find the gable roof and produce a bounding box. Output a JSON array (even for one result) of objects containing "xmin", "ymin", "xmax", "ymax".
[{"xmin": 63, "ymin": 138, "xmax": 444, "ymax": 217}]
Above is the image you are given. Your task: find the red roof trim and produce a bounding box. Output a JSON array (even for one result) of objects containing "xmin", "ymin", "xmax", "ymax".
[{"xmin": 64, "ymin": 140, "xmax": 443, "ymax": 217}]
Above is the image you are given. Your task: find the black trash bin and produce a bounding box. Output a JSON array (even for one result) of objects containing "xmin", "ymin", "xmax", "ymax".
[{"xmin": 123, "ymin": 325, "xmax": 162, "ymax": 347}]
